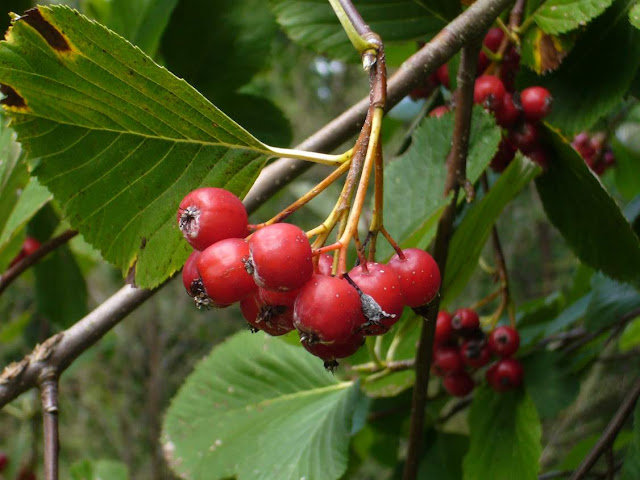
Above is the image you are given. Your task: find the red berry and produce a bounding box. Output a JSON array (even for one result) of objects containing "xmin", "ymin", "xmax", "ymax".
[
  {"xmin": 433, "ymin": 346, "xmax": 465, "ymax": 375},
  {"xmin": 436, "ymin": 64, "xmax": 450, "ymax": 88},
  {"xmin": 461, "ymin": 339, "xmax": 491, "ymax": 368},
  {"xmin": 509, "ymin": 121, "xmax": 539, "ymax": 153},
  {"xmin": 197, "ymin": 238, "xmax": 256, "ymax": 307},
  {"xmin": 500, "ymin": 46, "xmax": 520, "ymax": 92},
  {"xmin": 490, "ymin": 138, "xmax": 517, "ymax": 173},
  {"xmin": 240, "ymin": 290, "xmax": 296, "ymax": 336},
  {"xmin": 526, "ymin": 148, "xmax": 550, "ymax": 169},
  {"xmin": 0, "ymin": 452, "xmax": 7, "ymax": 471},
  {"xmin": 483, "ymin": 27, "xmax": 505, "ymax": 52},
  {"xmin": 249, "ymin": 223, "xmax": 313, "ymax": 291},
  {"xmin": 435, "ymin": 311, "xmax": 454, "ymax": 345},
  {"xmin": 451, "ymin": 308, "xmax": 480, "ymax": 335},
  {"xmin": 442, "ymin": 371, "xmax": 475, "ymax": 397},
  {"xmin": 474, "ymin": 75, "xmax": 506, "ymax": 111},
  {"xmin": 317, "ymin": 253, "xmax": 334, "ymax": 276},
  {"xmin": 348, "ymin": 262, "xmax": 405, "ymax": 335},
  {"xmin": 488, "ymin": 326, "xmax": 520, "ymax": 357},
  {"xmin": 300, "ymin": 332, "xmax": 364, "ymax": 368},
  {"xmin": 494, "ymin": 92, "xmax": 521, "ymax": 128},
  {"xmin": 486, "ymin": 358, "xmax": 524, "ymax": 392},
  {"xmin": 429, "ymin": 105, "xmax": 451, "ymax": 118},
  {"xmin": 388, "ymin": 248, "xmax": 441, "ymax": 307},
  {"xmin": 10, "ymin": 236, "xmax": 41, "ymax": 267},
  {"xmin": 182, "ymin": 250, "xmax": 212, "ymax": 308},
  {"xmin": 520, "ymin": 86, "xmax": 552, "ymax": 121},
  {"xmin": 178, "ymin": 187, "xmax": 248, "ymax": 251},
  {"xmin": 294, "ymin": 274, "xmax": 365, "ymax": 343}
]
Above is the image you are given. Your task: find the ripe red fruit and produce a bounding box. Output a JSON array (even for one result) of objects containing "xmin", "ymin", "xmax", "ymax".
[
  {"xmin": 442, "ymin": 371, "xmax": 475, "ymax": 397},
  {"xmin": 197, "ymin": 238, "xmax": 256, "ymax": 307},
  {"xmin": 474, "ymin": 75, "xmax": 506, "ymax": 111},
  {"xmin": 500, "ymin": 46, "xmax": 520, "ymax": 92},
  {"xmin": 436, "ymin": 64, "xmax": 450, "ymax": 88},
  {"xmin": 240, "ymin": 290, "xmax": 296, "ymax": 336},
  {"xmin": 490, "ymin": 138, "xmax": 517, "ymax": 173},
  {"xmin": 486, "ymin": 358, "xmax": 524, "ymax": 392},
  {"xmin": 494, "ymin": 92, "xmax": 521, "ymax": 128},
  {"xmin": 520, "ymin": 86, "xmax": 552, "ymax": 121},
  {"xmin": 294, "ymin": 274, "xmax": 365, "ymax": 343},
  {"xmin": 433, "ymin": 346, "xmax": 465, "ymax": 375},
  {"xmin": 10, "ymin": 236, "xmax": 41, "ymax": 267},
  {"xmin": 182, "ymin": 250, "xmax": 212, "ymax": 308},
  {"xmin": 388, "ymin": 248, "xmax": 441, "ymax": 307},
  {"xmin": 348, "ymin": 262, "xmax": 405, "ymax": 335},
  {"xmin": 317, "ymin": 253, "xmax": 334, "ymax": 276},
  {"xmin": 249, "ymin": 223, "xmax": 313, "ymax": 291},
  {"xmin": 488, "ymin": 325, "xmax": 520, "ymax": 357},
  {"xmin": 451, "ymin": 308, "xmax": 480, "ymax": 335},
  {"xmin": 484, "ymin": 27, "xmax": 505, "ymax": 52},
  {"xmin": 435, "ymin": 311, "xmax": 454, "ymax": 345},
  {"xmin": 509, "ymin": 121, "xmax": 540, "ymax": 153},
  {"xmin": 300, "ymin": 332, "xmax": 364, "ymax": 369},
  {"xmin": 429, "ymin": 105, "xmax": 451, "ymax": 118},
  {"xmin": 526, "ymin": 148, "xmax": 550, "ymax": 169},
  {"xmin": 177, "ymin": 187, "xmax": 248, "ymax": 251},
  {"xmin": 0, "ymin": 451, "xmax": 8, "ymax": 471},
  {"xmin": 461, "ymin": 339, "xmax": 491, "ymax": 368}
]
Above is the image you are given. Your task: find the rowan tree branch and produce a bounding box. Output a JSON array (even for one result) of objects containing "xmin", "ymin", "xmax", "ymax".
[
  {"xmin": 569, "ymin": 377, "xmax": 640, "ymax": 480},
  {"xmin": 0, "ymin": 0, "xmax": 514, "ymax": 410},
  {"xmin": 40, "ymin": 372, "xmax": 59, "ymax": 480},
  {"xmin": 402, "ymin": 37, "xmax": 483, "ymax": 480}
]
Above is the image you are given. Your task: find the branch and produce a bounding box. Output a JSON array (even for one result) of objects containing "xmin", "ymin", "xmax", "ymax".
[
  {"xmin": 0, "ymin": 229, "xmax": 78, "ymax": 295},
  {"xmin": 0, "ymin": 0, "xmax": 515, "ymax": 410},
  {"xmin": 402, "ymin": 37, "xmax": 483, "ymax": 480},
  {"xmin": 569, "ymin": 377, "xmax": 640, "ymax": 480},
  {"xmin": 243, "ymin": 0, "xmax": 516, "ymax": 212},
  {"xmin": 40, "ymin": 372, "xmax": 59, "ymax": 480}
]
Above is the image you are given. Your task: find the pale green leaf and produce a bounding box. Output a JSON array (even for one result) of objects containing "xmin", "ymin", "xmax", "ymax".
[
  {"xmin": 441, "ymin": 155, "xmax": 541, "ymax": 307},
  {"xmin": 619, "ymin": 317, "xmax": 640, "ymax": 352},
  {"xmin": 380, "ymin": 107, "xmax": 501, "ymax": 260},
  {"xmin": 0, "ymin": 6, "xmax": 273, "ymax": 288},
  {"xmin": 162, "ymin": 331, "xmax": 364, "ymax": 480},
  {"xmin": 631, "ymin": 2, "xmax": 640, "ymax": 28},
  {"xmin": 533, "ymin": 0, "xmax": 615, "ymax": 35},
  {"xmin": 70, "ymin": 459, "xmax": 129, "ymax": 480},
  {"xmin": 463, "ymin": 386, "xmax": 542, "ymax": 480},
  {"xmin": 269, "ymin": 0, "xmax": 454, "ymax": 61}
]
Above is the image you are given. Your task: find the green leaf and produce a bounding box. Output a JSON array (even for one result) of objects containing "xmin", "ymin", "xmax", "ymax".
[
  {"xmin": 526, "ymin": 0, "xmax": 640, "ymax": 135},
  {"xmin": 269, "ymin": 0, "xmax": 455, "ymax": 61},
  {"xmin": 619, "ymin": 317, "xmax": 640, "ymax": 352},
  {"xmin": 0, "ymin": 6, "xmax": 272, "ymax": 288},
  {"xmin": 584, "ymin": 273, "xmax": 640, "ymax": 331},
  {"xmin": 463, "ymin": 386, "xmax": 542, "ymax": 480},
  {"xmin": 535, "ymin": 125, "xmax": 640, "ymax": 287},
  {"xmin": 70, "ymin": 459, "xmax": 129, "ymax": 480},
  {"xmin": 613, "ymin": 123, "xmax": 640, "ymax": 200},
  {"xmin": 380, "ymin": 107, "xmax": 501, "ymax": 260},
  {"xmin": 442, "ymin": 155, "xmax": 541, "ymax": 307},
  {"xmin": 621, "ymin": 397, "xmax": 640, "ymax": 480},
  {"xmin": 419, "ymin": 431, "xmax": 469, "ymax": 480},
  {"xmin": 533, "ymin": 0, "xmax": 615, "ymax": 35},
  {"xmin": 362, "ymin": 370, "xmax": 414, "ymax": 398},
  {"xmin": 521, "ymin": 350, "xmax": 580, "ymax": 419},
  {"xmin": 162, "ymin": 331, "xmax": 364, "ymax": 480},
  {"xmin": 520, "ymin": 27, "xmax": 575, "ymax": 74},
  {"xmin": 630, "ymin": 2, "xmax": 640, "ymax": 28},
  {"xmin": 81, "ymin": 0, "xmax": 179, "ymax": 57},
  {"xmin": 162, "ymin": 0, "xmax": 277, "ymax": 96}
]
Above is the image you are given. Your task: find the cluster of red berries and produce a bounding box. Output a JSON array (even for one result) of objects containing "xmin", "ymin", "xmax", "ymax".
[
  {"xmin": 9, "ymin": 236, "xmax": 40, "ymax": 267},
  {"xmin": 178, "ymin": 187, "xmax": 441, "ymax": 369},
  {"xmin": 433, "ymin": 308, "xmax": 523, "ymax": 397},
  {"xmin": 411, "ymin": 27, "xmax": 553, "ymax": 172},
  {"xmin": 571, "ymin": 132, "xmax": 616, "ymax": 176}
]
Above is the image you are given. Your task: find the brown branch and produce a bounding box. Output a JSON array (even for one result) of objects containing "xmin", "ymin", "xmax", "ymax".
[
  {"xmin": 0, "ymin": 229, "xmax": 78, "ymax": 295},
  {"xmin": 569, "ymin": 377, "xmax": 640, "ymax": 480},
  {"xmin": 337, "ymin": 0, "xmax": 371, "ymax": 39},
  {"xmin": 402, "ymin": 38, "xmax": 483, "ymax": 480},
  {"xmin": 243, "ymin": 0, "xmax": 516, "ymax": 213},
  {"xmin": 39, "ymin": 371, "xmax": 59, "ymax": 480},
  {"xmin": 0, "ymin": 0, "xmax": 515, "ymax": 411}
]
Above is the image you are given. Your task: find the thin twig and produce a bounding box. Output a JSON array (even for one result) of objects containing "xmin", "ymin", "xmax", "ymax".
[
  {"xmin": 0, "ymin": 229, "xmax": 78, "ymax": 295},
  {"xmin": 39, "ymin": 371, "xmax": 59, "ymax": 480},
  {"xmin": 563, "ymin": 307, "xmax": 640, "ymax": 355},
  {"xmin": 569, "ymin": 377, "xmax": 640, "ymax": 480},
  {"xmin": 402, "ymin": 37, "xmax": 483, "ymax": 480}
]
